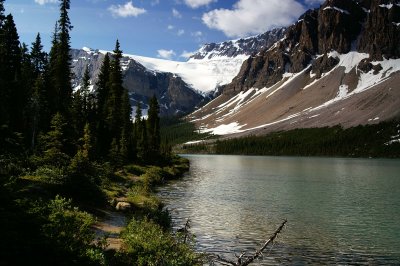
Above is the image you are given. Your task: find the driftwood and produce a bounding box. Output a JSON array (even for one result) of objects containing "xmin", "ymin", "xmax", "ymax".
[
  {"xmin": 214, "ymin": 219, "xmax": 287, "ymax": 266},
  {"xmin": 177, "ymin": 218, "xmax": 191, "ymax": 244}
]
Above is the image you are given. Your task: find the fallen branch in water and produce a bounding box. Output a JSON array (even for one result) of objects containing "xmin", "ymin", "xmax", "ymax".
[
  {"xmin": 214, "ymin": 219, "xmax": 287, "ymax": 266},
  {"xmin": 177, "ymin": 218, "xmax": 191, "ymax": 244}
]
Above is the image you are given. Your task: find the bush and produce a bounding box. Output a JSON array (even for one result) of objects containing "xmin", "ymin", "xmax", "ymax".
[
  {"xmin": 42, "ymin": 195, "xmax": 106, "ymax": 265},
  {"xmin": 34, "ymin": 166, "xmax": 68, "ymax": 185},
  {"xmin": 118, "ymin": 217, "xmax": 200, "ymax": 266},
  {"xmin": 124, "ymin": 164, "xmax": 146, "ymax": 176}
]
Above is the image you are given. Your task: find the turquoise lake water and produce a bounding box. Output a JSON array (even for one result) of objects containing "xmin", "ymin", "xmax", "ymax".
[{"xmin": 158, "ymin": 155, "xmax": 400, "ymax": 265}]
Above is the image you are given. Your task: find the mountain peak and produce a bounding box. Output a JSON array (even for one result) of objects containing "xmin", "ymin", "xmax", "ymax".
[{"xmin": 190, "ymin": 28, "xmax": 286, "ymax": 60}]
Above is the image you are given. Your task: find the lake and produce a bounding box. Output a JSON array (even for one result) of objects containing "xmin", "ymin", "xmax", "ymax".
[{"xmin": 158, "ymin": 155, "xmax": 400, "ymax": 265}]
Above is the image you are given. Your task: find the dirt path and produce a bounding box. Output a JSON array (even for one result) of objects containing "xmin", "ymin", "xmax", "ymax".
[{"xmin": 93, "ymin": 208, "xmax": 128, "ymax": 250}]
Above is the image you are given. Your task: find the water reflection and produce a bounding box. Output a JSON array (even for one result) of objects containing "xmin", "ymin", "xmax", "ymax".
[{"xmin": 158, "ymin": 155, "xmax": 400, "ymax": 264}]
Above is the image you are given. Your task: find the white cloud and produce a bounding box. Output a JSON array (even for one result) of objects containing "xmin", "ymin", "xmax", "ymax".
[
  {"xmin": 109, "ymin": 1, "xmax": 146, "ymax": 18},
  {"xmin": 191, "ymin": 31, "xmax": 203, "ymax": 37},
  {"xmin": 34, "ymin": 0, "xmax": 57, "ymax": 5},
  {"xmin": 151, "ymin": 0, "xmax": 160, "ymax": 6},
  {"xmin": 172, "ymin": 8, "xmax": 182, "ymax": 18},
  {"xmin": 157, "ymin": 49, "xmax": 176, "ymax": 60},
  {"xmin": 177, "ymin": 29, "xmax": 185, "ymax": 36},
  {"xmin": 202, "ymin": 0, "xmax": 304, "ymax": 38},
  {"xmin": 180, "ymin": 50, "xmax": 195, "ymax": 59},
  {"xmin": 184, "ymin": 0, "xmax": 216, "ymax": 9},
  {"xmin": 191, "ymin": 31, "xmax": 204, "ymax": 42},
  {"xmin": 167, "ymin": 25, "xmax": 175, "ymax": 30}
]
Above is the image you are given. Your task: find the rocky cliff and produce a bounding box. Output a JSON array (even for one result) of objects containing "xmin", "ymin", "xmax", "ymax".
[
  {"xmin": 190, "ymin": 28, "xmax": 286, "ymax": 60},
  {"xmin": 189, "ymin": 0, "xmax": 400, "ymax": 136}
]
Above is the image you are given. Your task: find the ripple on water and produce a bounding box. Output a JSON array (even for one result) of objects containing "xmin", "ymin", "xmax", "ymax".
[{"xmin": 158, "ymin": 155, "xmax": 400, "ymax": 265}]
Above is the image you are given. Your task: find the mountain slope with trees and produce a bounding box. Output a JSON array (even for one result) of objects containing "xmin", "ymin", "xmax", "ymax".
[{"xmin": 0, "ymin": 0, "xmax": 200, "ymax": 265}]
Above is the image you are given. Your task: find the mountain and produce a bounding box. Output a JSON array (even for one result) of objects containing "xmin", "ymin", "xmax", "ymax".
[
  {"xmin": 189, "ymin": 27, "xmax": 286, "ymax": 60},
  {"xmin": 70, "ymin": 29, "xmax": 287, "ymax": 116},
  {"xmin": 71, "ymin": 48, "xmax": 204, "ymax": 116},
  {"xmin": 188, "ymin": 0, "xmax": 400, "ymax": 136}
]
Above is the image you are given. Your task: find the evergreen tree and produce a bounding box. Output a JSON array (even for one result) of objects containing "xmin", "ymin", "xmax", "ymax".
[
  {"xmin": 29, "ymin": 76, "xmax": 47, "ymax": 149},
  {"xmin": 105, "ymin": 40, "xmax": 124, "ymax": 140},
  {"xmin": 38, "ymin": 112, "xmax": 70, "ymax": 168},
  {"xmin": 132, "ymin": 102, "xmax": 142, "ymax": 158},
  {"xmin": 147, "ymin": 95, "xmax": 160, "ymax": 160},
  {"xmin": 20, "ymin": 43, "xmax": 36, "ymax": 143},
  {"xmin": 1, "ymin": 14, "xmax": 22, "ymax": 131},
  {"xmin": 30, "ymin": 33, "xmax": 48, "ymax": 76},
  {"xmin": 0, "ymin": 0, "xmax": 5, "ymax": 24},
  {"xmin": 137, "ymin": 118, "xmax": 148, "ymax": 161},
  {"xmin": 95, "ymin": 53, "xmax": 111, "ymax": 156},
  {"xmin": 0, "ymin": 0, "xmax": 6, "ymax": 126},
  {"xmin": 48, "ymin": 0, "xmax": 73, "ymax": 116},
  {"xmin": 96, "ymin": 53, "xmax": 110, "ymax": 113},
  {"xmin": 81, "ymin": 65, "xmax": 91, "ymax": 117},
  {"xmin": 72, "ymin": 65, "xmax": 91, "ymax": 137}
]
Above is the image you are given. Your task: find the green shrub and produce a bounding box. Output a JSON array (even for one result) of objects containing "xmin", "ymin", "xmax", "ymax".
[
  {"xmin": 118, "ymin": 217, "xmax": 200, "ymax": 266},
  {"xmin": 42, "ymin": 195, "xmax": 106, "ymax": 265},
  {"xmin": 124, "ymin": 164, "xmax": 146, "ymax": 176},
  {"xmin": 34, "ymin": 166, "xmax": 67, "ymax": 185}
]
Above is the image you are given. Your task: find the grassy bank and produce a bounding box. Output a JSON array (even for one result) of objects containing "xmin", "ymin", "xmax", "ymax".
[{"xmin": 0, "ymin": 155, "xmax": 202, "ymax": 266}]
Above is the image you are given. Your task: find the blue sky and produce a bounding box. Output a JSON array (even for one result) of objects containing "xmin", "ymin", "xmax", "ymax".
[{"xmin": 4, "ymin": 0, "xmax": 323, "ymax": 61}]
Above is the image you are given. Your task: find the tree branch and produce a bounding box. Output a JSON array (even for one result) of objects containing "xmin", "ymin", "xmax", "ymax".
[
  {"xmin": 240, "ymin": 219, "xmax": 287, "ymax": 266},
  {"xmin": 213, "ymin": 219, "xmax": 287, "ymax": 266}
]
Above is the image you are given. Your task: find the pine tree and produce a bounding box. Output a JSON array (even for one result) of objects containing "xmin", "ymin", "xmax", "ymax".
[
  {"xmin": 30, "ymin": 33, "xmax": 48, "ymax": 76},
  {"xmin": 0, "ymin": 0, "xmax": 5, "ymax": 24},
  {"xmin": 105, "ymin": 40, "xmax": 124, "ymax": 140},
  {"xmin": 20, "ymin": 43, "xmax": 36, "ymax": 143},
  {"xmin": 95, "ymin": 53, "xmax": 111, "ymax": 156},
  {"xmin": 137, "ymin": 118, "xmax": 148, "ymax": 161},
  {"xmin": 96, "ymin": 53, "xmax": 110, "ymax": 114},
  {"xmin": 0, "ymin": 0, "xmax": 6, "ymax": 126},
  {"xmin": 71, "ymin": 65, "xmax": 91, "ymax": 138},
  {"xmin": 48, "ymin": 0, "xmax": 73, "ymax": 116},
  {"xmin": 1, "ymin": 14, "xmax": 22, "ymax": 131},
  {"xmin": 147, "ymin": 95, "xmax": 160, "ymax": 160},
  {"xmin": 29, "ymin": 76, "xmax": 47, "ymax": 149},
  {"xmin": 132, "ymin": 102, "xmax": 142, "ymax": 158},
  {"xmin": 81, "ymin": 65, "xmax": 91, "ymax": 117},
  {"xmin": 39, "ymin": 112, "xmax": 70, "ymax": 168}
]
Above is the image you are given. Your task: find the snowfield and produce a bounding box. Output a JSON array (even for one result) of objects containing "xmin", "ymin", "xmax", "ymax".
[{"xmin": 97, "ymin": 49, "xmax": 248, "ymax": 94}]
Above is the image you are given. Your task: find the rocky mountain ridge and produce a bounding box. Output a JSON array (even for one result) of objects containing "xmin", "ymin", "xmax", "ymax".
[
  {"xmin": 190, "ymin": 28, "xmax": 286, "ymax": 60},
  {"xmin": 70, "ymin": 28, "xmax": 286, "ymax": 116},
  {"xmin": 189, "ymin": 0, "xmax": 400, "ymax": 136},
  {"xmin": 71, "ymin": 48, "xmax": 206, "ymax": 116}
]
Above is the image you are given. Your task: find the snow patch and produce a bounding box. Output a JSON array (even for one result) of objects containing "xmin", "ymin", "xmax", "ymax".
[
  {"xmin": 379, "ymin": 4, "xmax": 393, "ymax": 9},
  {"xmin": 328, "ymin": 51, "xmax": 369, "ymax": 73},
  {"xmin": 354, "ymin": 57, "xmax": 400, "ymax": 93},
  {"xmin": 82, "ymin": 47, "xmax": 94, "ymax": 54},
  {"xmin": 323, "ymin": 6, "xmax": 350, "ymax": 15},
  {"xmin": 184, "ymin": 140, "xmax": 205, "ymax": 145},
  {"xmin": 201, "ymin": 122, "xmax": 244, "ymax": 135}
]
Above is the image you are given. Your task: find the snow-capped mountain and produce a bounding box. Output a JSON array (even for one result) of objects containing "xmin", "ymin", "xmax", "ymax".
[
  {"xmin": 189, "ymin": 0, "xmax": 400, "ymax": 136},
  {"xmin": 71, "ymin": 29, "xmax": 285, "ymax": 116},
  {"xmin": 190, "ymin": 27, "xmax": 286, "ymax": 60},
  {"xmin": 71, "ymin": 48, "xmax": 205, "ymax": 116}
]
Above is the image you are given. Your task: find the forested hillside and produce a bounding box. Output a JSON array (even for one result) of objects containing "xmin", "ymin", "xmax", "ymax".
[
  {"xmin": 0, "ymin": 0, "xmax": 200, "ymax": 265},
  {"xmin": 214, "ymin": 122, "xmax": 400, "ymax": 158}
]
